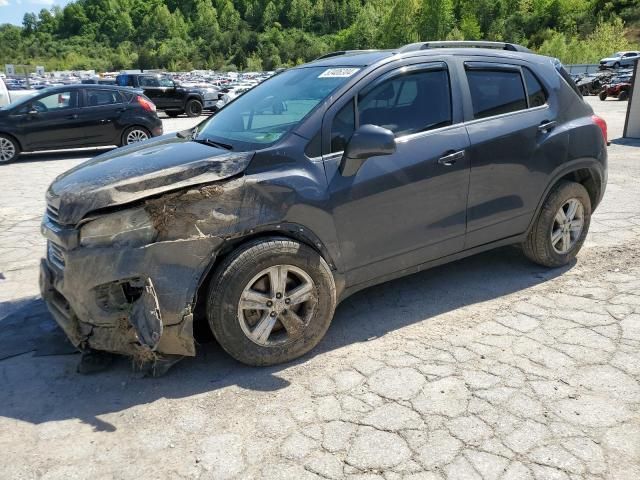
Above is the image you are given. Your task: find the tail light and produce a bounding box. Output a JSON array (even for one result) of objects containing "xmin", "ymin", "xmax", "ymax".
[
  {"xmin": 136, "ymin": 95, "xmax": 156, "ymax": 112},
  {"xmin": 591, "ymin": 114, "xmax": 608, "ymax": 145}
]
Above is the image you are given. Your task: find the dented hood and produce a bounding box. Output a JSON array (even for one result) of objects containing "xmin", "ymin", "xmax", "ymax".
[{"xmin": 47, "ymin": 134, "xmax": 253, "ymax": 225}]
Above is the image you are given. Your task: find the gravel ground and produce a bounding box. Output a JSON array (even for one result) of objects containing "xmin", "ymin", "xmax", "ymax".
[{"xmin": 0, "ymin": 99, "xmax": 639, "ymax": 480}]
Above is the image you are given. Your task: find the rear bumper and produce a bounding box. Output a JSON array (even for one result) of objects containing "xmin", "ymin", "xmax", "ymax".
[{"xmin": 150, "ymin": 117, "xmax": 163, "ymax": 137}]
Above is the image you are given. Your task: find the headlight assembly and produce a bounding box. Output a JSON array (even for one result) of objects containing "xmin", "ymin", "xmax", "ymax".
[{"xmin": 80, "ymin": 208, "xmax": 156, "ymax": 248}]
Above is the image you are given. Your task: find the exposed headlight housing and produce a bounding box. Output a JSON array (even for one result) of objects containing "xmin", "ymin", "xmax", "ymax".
[{"xmin": 80, "ymin": 208, "xmax": 156, "ymax": 248}]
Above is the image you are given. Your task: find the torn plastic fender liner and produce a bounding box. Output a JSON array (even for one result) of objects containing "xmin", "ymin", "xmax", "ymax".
[{"xmin": 129, "ymin": 278, "xmax": 163, "ymax": 350}]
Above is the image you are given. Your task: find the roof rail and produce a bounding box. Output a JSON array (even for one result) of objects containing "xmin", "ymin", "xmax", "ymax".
[
  {"xmin": 398, "ymin": 41, "xmax": 531, "ymax": 53},
  {"xmin": 314, "ymin": 50, "xmax": 379, "ymax": 60}
]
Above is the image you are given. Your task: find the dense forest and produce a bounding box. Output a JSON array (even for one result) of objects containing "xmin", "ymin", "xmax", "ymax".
[{"xmin": 0, "ymin": 0, "xmax": 639, "ymax": 72}]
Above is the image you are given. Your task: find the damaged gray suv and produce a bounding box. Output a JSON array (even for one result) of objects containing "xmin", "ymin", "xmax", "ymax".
[{"xmin": 40, "ymin": 41, "xmax": 608, "ymax": 374}]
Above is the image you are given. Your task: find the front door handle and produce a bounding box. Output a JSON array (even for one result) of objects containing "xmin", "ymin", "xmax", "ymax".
[
  {"xmin": 438, "ymin": 150, "xmax": 465, "ymax": 166},
  {"xmin": 67, "ymin": 113, "xmax": 78, "ymax": 120},
  {"xmin": 538, "ymin": 121, "xmax": 556, "ymax": 133}
]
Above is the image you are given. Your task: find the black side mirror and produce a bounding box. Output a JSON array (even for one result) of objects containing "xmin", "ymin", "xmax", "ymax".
[{"xmin": 339, "ymin": 124, "xmax": 396, "ymax": 177}]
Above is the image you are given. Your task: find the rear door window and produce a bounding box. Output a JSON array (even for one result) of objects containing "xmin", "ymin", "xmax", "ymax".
[
  {"xmin": 86, "ymin": 89, "xmax": 123, "ymax": 107},
  {"xmin": 139, "ymin": 76, "xmax": 160, "ymax": 87},
  {"xmin": 465, "ymin": 69, "xmax": 527, "ymax": 119}
]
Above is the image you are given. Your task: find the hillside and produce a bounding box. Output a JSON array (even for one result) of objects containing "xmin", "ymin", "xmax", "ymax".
[{"xmin": 0, "ymin": 0, "xmax": 639, "ymax": 71}]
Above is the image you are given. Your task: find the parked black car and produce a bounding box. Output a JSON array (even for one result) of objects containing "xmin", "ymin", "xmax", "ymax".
[
  {"xmin": 115, "ymin": 73, "xmax": 215, "ymax": 117},
  {"xmin": 0, "ymin": 85, "xmax": 162, "ymax": 163},
  {"xmin": 41, "ymin": 41, "xmax": 607, "ymax": 375}
]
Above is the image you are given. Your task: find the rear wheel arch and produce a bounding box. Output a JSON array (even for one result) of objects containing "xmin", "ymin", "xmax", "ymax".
[{"xmin": 528, "ymin": 164, "xmax": 603, "ymax": 235}]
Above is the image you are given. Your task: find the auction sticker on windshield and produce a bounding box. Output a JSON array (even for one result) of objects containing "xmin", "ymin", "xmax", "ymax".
[{"xmin": 318, "ymin": 68, "xmax": 360, "ymax": 78}]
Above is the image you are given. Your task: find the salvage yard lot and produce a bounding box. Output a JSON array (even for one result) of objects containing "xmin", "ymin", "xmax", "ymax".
[{"xmin": 1, "ymin": 98, "xmax": 639, "ymax": 479}]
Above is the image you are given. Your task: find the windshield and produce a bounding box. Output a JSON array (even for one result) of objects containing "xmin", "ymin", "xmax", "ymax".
[{"xmin": 196, "ymin": 66, "xmax": 361, "ymax": 150}]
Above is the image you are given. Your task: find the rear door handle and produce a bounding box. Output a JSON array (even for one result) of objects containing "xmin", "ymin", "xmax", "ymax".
[
  {"xmin": 67, "ymin": 114, "xmax": 78, "ymax": 120},
  {"xmin": 538, "ymin": 121, "xmax": 556, "ymax": 133},
  {"xmin": 438, "ymin": 150, "xmax": 465, "ymax": 166}
]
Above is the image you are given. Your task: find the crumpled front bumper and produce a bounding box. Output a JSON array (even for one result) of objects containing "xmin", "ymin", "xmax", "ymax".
[{"xmin": 40, "ymin": 216, "xmax": 223, "ymax": 361}]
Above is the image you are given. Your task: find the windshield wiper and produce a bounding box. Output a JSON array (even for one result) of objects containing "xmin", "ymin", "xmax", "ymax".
[{"xmin": 193, "ymin": 137, "xmax": 233, "ymax": 150}]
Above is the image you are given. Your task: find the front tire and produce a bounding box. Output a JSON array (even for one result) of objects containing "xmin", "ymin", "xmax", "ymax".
[
  {"xmin": 599, "ymin": 91, "xmax": 608, "ymax": 101},
  {"xmin": 207, "ymin": 238, "xmax": 336, "ymax": 366},
  {"xmin": 185, "ymin": 99, "xmax": 203, "ymax": 117},
  {"xmin": 0, "ymin": 134, "xmax": 20, "ymax": 164},
  {"xmin": 522, "ymin": 181, "xmax": 591, "ymax": 268},
  {"xmin": 618, "ymin": 90, "xmax": 629, "ymax": 101}
]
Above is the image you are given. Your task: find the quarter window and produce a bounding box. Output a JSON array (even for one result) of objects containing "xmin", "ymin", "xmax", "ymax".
[
  {"xmin": 330, "ymin": 100, "xmax": 355, "ymax": 153},
  {"xmin": 522, "ymin": 68, "xmax": 547, "ymax": 107},
  {"xmin": 466, "ymin": 69, "xmax": 527, "ymax": 119}
]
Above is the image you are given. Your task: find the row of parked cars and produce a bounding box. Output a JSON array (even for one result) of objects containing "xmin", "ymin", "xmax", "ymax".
[{"xmin": 0, "ymin": 69, "xmax": 272, "ymax": 163}]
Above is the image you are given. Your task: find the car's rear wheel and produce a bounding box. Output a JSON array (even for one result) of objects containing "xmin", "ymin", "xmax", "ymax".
[
  {"xmin": 0, "ymin": 134, "xmax": 19, "ymax": 164},
  {"xmin": 207, "ymin": 238, "xmax": 336, "ymax": 366},
  {"xmin": 618, "ymin": 90, "xmax": 629, "ymax": 101},
  {"xmin": 185, "ymin": 99, "xmax": 203, "ymax": 117},
  {"xmin": 121, "ymin": 126, "xmax": 150, "ymax": 146},
  {"xmin": 599, "ymin": 91, "xmax": 608, "ymax": 101},
  {"xmin": 522, "ymin": 181, "xmax": 591, "ymax": 268}
]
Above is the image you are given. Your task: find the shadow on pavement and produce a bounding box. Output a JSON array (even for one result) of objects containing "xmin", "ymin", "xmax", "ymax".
[
  {"xmin": 610, "ymin": 137, "xmax": 640, "ymax": 147},
  {"xmin": 0, "ymin": 245, "xmax": 572, "ymax": 431}
]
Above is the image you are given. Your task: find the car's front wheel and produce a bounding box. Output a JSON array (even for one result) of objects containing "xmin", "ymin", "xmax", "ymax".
[
  {"xmin": 0, "ymin": 134, "xmax": 19, "ymax": 164},
  {"xmin": 185, "ymin": 99, "xmax": 203, "ymax": 117},
  {"xmin": 207, "ymin": 238, "xmax": 336, "ymax": 366},
  {"xmin": 121, "ymin": 126, "xmax": 150, "ymax": 146},
  {"xmin": 619, "ymin": 90, "xmax": 629, "ymax": 101},
  {"xmin": 522, "ymin": 181, "xmax": 591, "ymax": 268},
  {"xmin": 599, "ymin": 91, "xmax": 608, "ymax": 101}
]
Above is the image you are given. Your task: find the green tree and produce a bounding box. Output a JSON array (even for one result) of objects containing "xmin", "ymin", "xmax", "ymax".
[{"xmin": 420, "ymin": 0, "xmax": 454, "ymax": 40}]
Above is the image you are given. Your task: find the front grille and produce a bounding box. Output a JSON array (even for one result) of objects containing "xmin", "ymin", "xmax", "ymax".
[
  {"xmin": 46, "ymin": 204, "xmax": 60, "ymax": 223},
  {"xmin": 48, "ymin": 241, "xmax": 65, "ymax": 270}
]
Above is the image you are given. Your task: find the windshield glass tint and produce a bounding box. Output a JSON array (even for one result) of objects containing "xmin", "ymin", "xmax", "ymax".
[{"xmin": 197, "ymin": 66, "xmax": 360, "ymax": 150}]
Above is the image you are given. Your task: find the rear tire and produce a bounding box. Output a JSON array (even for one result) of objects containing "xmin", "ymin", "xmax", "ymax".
[
  {"xmin": 121, "ymin": 126, "xmax": 150, "ymax": 146},
  {"xmin": 207, "ymin": 238, "xmax": 336, "ymax": 366},
  {"xmin": 0, "ymin": 134, "xmax": 20, "ymax": 164},
  {"xmin": 185, "ymin": 99, "xmax": 203, "ymax": 117},
  {"xmin": 522, "ymin": 181, "xmax": 591, "ymax": 268},
  {"xmin": 599, "ymin": 91, "xmax": 608, "ymax": 101}
]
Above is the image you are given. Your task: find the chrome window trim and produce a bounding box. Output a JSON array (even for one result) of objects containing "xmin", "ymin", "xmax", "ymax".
[{"xmin": 463, "ymin": 104, "xmax": 549, "ymax": 127}]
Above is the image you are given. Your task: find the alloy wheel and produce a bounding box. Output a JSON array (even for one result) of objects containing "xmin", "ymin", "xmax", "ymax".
[
  {"xmin": 126, "ymin": 129, "xmax": 149, "ymax": 145},
  {"xmin": 0, "ymin": 137, "xmax": 16, "ymax": 162},
  {"xmin": 237, "ymin": 264, "xmax": 317, "ymax": 346},
  {"xmin": 550, "ymin": 198, "xmax": 584, "ymax": 254}
]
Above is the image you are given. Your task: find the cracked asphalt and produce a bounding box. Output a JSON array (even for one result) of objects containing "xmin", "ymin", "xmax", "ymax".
[{"xmin": 1, "ymin": 99, "xmax": 639, "ymax": 480}]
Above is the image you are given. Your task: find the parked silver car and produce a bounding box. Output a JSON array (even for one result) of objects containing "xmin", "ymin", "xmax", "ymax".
[{"xmin": 599, "ymin": 51, "xmax": 640, "ymax": 69}]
